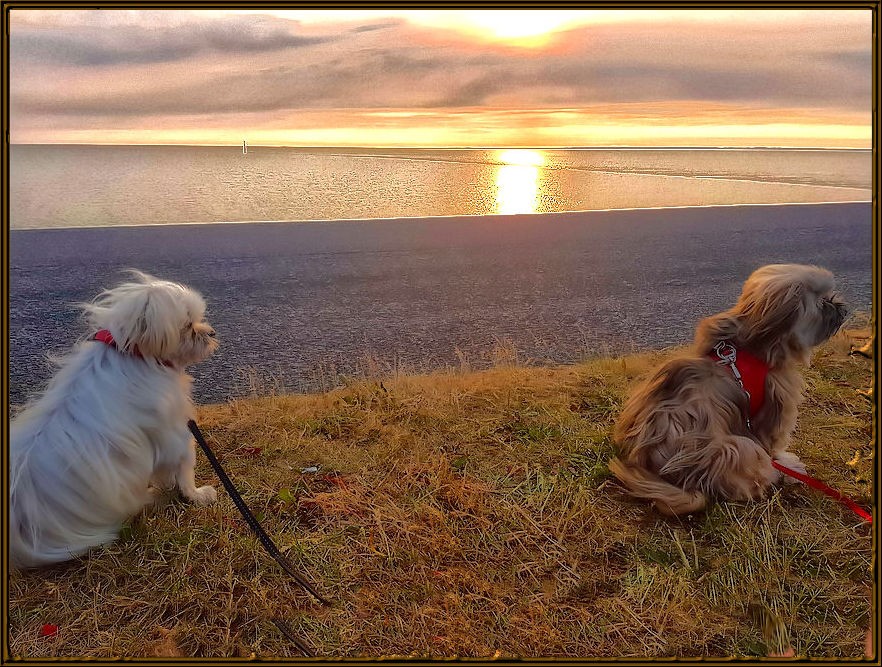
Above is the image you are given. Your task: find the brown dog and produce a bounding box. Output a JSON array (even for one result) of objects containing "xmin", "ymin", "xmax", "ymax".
[{"xmin": 609, "ymin": 264, "xmax": 847, "ymax": 516}]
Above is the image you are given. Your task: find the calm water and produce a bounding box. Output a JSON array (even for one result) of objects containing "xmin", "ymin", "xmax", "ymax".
[{"xmin": 10, "ymin": 145, "xmax": 871, "ymax": 228}]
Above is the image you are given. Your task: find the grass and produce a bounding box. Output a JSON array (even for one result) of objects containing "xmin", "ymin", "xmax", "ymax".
[{"xmin": 7, "ymin": 324, "xmax": 874, "ymax": 658}]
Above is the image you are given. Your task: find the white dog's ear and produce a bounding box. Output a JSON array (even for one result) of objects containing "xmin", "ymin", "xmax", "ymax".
[
  {"xmin": 124, "ymin": 268, "xmax": 161, "ymax": 286},
  {"xmin": 113, "ymin": 285, "xmax": 183, "ymax": 359}
]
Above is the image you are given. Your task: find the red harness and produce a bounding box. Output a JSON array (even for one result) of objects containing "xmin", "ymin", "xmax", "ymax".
[
  {"xmin": 92, "ymin": 329, "xmax": 175, "ymax": 368},
  {"xmin": 708, "ymin": 340, "xmax": 871, "ymax": 524},
  {"xmin": 708, "ymin": 341, "xmax": 768, "ymax": 419}
]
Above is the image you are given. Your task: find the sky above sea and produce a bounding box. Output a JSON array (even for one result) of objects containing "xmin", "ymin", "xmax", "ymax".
[{"xmin": 8, "ymin": 9, "xmax": 872, "ymax": 148}]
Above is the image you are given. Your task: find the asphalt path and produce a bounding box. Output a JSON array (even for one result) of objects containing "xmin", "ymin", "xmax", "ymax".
[{"xmin": 10, "ymin": 202, "xmax": 871, "ymax": 405}]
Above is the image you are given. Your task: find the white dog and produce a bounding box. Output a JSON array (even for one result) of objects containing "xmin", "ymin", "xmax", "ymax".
[{"xmin": 10, "ymin": 271, "xmax": 219, "ymax": 568}]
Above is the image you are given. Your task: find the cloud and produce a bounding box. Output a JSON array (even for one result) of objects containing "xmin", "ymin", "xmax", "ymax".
[
  {"xmin": 349, "ymin": 20, "xmax": 402, "ymax": 33},
  {"xmin": 8, "ymin": 9, "xmax": 872, "ymax": 144},
  {"xmin": 10, "ymin": 13, "xmax": 334, "ymax": 66}
]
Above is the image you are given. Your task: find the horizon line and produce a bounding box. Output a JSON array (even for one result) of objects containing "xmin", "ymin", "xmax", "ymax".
[{"xmin": 10, "ymin": 142, "xmax": 872, "ymax": 151}]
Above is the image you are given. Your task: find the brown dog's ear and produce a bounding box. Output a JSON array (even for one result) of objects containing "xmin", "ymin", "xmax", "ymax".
[
  {"xmin": 744, "ymin": 280, "xmax": 803, "ymax": 333},
  {"xmin": 694, "ymin": 311, "xmax": 741, "ymax": 353}
]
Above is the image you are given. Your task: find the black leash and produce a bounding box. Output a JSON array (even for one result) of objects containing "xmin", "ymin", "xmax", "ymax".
[
  {"xmin": 187, "ymin": 419, "xmax": 330, "ymax": 607},
  {"xmin": 270, "ymin": 618, "xmax": 314, "ymax": 658}
]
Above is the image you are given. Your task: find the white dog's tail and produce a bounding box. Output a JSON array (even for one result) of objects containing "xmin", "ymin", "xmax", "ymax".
[{"xmin": 608, "ymin": 457, "xmax": 707, "ymax": 516}]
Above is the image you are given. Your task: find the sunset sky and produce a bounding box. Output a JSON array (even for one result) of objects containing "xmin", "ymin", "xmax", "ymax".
[{"xmin": 9, "ymin": 9, "xmax": 873, "ymax": 148}]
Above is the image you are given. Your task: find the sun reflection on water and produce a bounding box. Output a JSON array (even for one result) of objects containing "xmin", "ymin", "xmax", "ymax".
[{"xmin": 494, "ymin": 150, "xmax": 546, "ymax": 215}]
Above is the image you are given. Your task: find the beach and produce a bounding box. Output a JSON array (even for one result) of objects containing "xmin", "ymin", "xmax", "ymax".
[{"xmin": 10, "ymin": 201, "xmax": 871, "ymax": 406}]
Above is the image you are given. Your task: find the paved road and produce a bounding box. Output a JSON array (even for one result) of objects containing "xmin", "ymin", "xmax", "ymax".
[{"xmin": 10, "ymin": 202, "xmax": 872, "ymax": 405}]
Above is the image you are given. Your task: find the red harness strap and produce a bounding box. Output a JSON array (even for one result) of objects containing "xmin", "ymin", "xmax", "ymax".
[
  {"xmin": 708, "ymin": 341, "xmax": 768, "ymax": 417},
  {"xmin": 729, "ymin": 349, "xmax": 767, "ymax": 417},
  {"xmin": 92, "ymin": 329, "xmax": 174, "ymax": 367}
]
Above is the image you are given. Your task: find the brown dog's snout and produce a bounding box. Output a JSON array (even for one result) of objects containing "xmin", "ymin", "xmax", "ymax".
[
  {"xmin": 832, "ymin": 294, "xmax": 848, "ymax": 326},
  {"xmin": 823, "ymin": 293, "xmax": 849, "ymax": 337}
]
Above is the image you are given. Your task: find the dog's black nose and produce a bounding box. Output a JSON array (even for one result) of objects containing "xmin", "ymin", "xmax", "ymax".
[{"xmin": 207, "ymin": 329, "xmax": 216, "ymax": 338}]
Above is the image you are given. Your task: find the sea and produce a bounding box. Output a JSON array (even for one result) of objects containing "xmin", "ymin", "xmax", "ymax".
[
  {"xmin": 9, "ymin": 145, "xmax": 872, "ymax": 228},
  {"xmin": 9, "ymin": 146, "xmax": 873, "ymax": 404}
]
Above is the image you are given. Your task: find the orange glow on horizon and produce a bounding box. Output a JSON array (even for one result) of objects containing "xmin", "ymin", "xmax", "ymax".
[
  {"xmin": 497, "ymin": 149, "xmax": 545, "ymax": 166},
  {"xmin": 11, "ymin": 91, "xmax": 869, "ymax": 149},
  {"xmin": 13, "ymin": 117, "xmax": 871, "ymax": 149}
]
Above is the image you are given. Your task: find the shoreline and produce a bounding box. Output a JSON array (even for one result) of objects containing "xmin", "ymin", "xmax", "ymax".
[{"xmin": 9, "ymin": 199, "xmax": 874, "ymax": 232}]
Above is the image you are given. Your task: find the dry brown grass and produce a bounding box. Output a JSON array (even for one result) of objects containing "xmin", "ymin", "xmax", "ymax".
[{"xmin": 7, "ymin": 328, "xmax": 874, "ymax": 659}]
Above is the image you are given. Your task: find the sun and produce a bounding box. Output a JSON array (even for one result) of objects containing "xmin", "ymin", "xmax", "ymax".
[
  {"xmin": 452, "ymin": 10, "xmax": 585, "ymax": 47},
  {"xmin": 497, "ymin": 149, "xmax": 545, "ymax": 167}
]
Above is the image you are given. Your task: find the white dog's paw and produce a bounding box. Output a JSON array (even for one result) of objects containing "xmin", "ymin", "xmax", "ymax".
[
  {"xmin": 185, "ymin": 485, "xmax": 218, "ymax": 505},
  {"xmin": 774, "ymin": 452, "xmax": 807, "ymax": 484},
  {"xmin": 150, "ymin": 474, "xmax": 177, "ymax": 492}
]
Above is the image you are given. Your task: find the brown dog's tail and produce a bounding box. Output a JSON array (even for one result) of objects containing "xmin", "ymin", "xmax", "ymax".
[{"xmin": 608, "ymin": 457, "xmax": 707, "ymax": 516}]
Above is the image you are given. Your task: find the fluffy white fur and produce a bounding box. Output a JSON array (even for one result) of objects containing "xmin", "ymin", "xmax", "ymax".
[
  {"xmin": 10, "ymin": 271, "xmax": 219, "ymax": 568},
  {"xmin": 609, "ymin": 264, "xmax": 848, "ymax": 516}
]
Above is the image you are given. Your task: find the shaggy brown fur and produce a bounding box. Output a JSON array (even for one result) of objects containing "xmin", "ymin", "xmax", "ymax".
[{"xmin": 609, "ymin": 264, "xmax": 847, "ymax": 516}]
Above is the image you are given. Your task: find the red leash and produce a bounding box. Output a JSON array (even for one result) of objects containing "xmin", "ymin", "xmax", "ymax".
[{"xmin": 772, "ymin": 460, "xmax": 873, "ymax": 523}]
